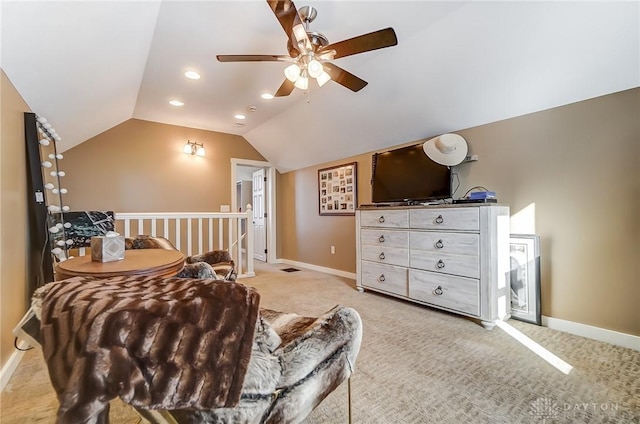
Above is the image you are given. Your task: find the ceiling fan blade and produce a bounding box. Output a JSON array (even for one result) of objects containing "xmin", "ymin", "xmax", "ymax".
[
  {"xmin": 323, "ymin": 63, "xmax": 368, "ymax": 92},
  {"xmin": 266, "ymin": 0, "xmax": 311, "ymax": 54},
  {"xmin": 274, "ymin": 79, "xmax": 295, "ymax": 97},
  {"xmin": 217, "ymin": 54, "xmax": 290, "ymax": 62},
  {"xmin": 322, "ymin": 27, "xmax": 398, "ymax": 60}
]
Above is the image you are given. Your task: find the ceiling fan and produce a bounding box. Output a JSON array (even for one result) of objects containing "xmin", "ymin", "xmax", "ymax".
[{"xmin": 216, "ymin": 0, "xmax": 398, "ymax": 97}]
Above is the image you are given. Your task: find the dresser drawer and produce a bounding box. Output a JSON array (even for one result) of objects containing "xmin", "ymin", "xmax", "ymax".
[
  {"xmin": 360, "ymin": 210, "xmax": 409, "ymax": 228},
  {"xmin": 410, "ymin": 208, "xmax": 479, "ymax": 231},
  {"xmin": 362, "ymin": 245, "xmax": 409, "ymax": 267},
  {"xmin": 410, "ymin": 231, "xmax": 479, "ymax": 255},
  {"xmin": 409, "ymin": 269, "xmax": 480, "ymax": 316},
  {"xmin": 361, "ymin": 229, "xmax": 408, "ymax": 248},
  {"xmin": 409, "ymin": 251, "xmax": 479, "ymax": 279},
  {"xmin": 361, "ymin": 262, "xmax": 407, "ymax": 296}
]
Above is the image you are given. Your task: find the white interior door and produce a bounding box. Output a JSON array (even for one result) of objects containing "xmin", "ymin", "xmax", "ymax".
[{"xmin": 252, "ymin": 168, "xmax": 267, "ymax": 262}]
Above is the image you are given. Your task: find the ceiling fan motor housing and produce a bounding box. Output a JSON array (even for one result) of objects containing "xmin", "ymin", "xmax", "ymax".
[{"xmin": 288, "ymin": 31, "xmax": 329, "ymax": 57}]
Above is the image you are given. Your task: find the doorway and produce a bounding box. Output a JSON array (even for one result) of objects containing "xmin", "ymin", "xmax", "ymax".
[{"xmin": 231, "ymin": 158, "xmax": 276, "ymax": 264}]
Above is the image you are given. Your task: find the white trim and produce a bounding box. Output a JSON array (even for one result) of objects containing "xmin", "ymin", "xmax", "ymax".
[
  {"xmin": 277, "ymin": 258, "xmax": 356, "ymax": 280},
  {"xmin": 0, "ymin": 340, "xmax": 30, "ymax": 392},
  {"xmin": 542, "ymin": 315, "xmax": 640, "ymax": 351},
  {"xmin": 230, "ymin": 158, "xmax": 277, "ymax": 264},
  {"xmin": 273, "ymin": 261, "xmax": 639, "ymax": 351}
]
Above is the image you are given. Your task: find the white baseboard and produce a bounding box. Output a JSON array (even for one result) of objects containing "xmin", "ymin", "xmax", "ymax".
[
  {"xmin": 542, "ymin": 315, "xmax": 639, "ymax": 351},
  {"xmin": 274, "ymin": 260, "xmax": 638, "ymax": 351},
  {"xmin": 276, "ymin": 258, "xmax": 356, "ymax": 280},
  {"xmin": 0, "ymin": 339, "xmax": 30, "ymax": 392}
]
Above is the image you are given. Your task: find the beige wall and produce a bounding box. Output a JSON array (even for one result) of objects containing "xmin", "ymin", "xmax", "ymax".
[
  {"xmin": 0, "ymin": 70, "xmax": 30, "ymax": 367},
  {"xmin": 277, "ymin": 88, "xmax": 640, "ymax": 336},
  {"xmin": 277, "ymin": 158, "xmax": 369, "ymax": 272},
  {"xmin": 62, "ymin": 119, "xmax": 266, "ymax": 212}
]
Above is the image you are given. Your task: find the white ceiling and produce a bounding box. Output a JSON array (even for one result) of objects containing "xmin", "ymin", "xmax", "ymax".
[{"xmin": 2, "ymin": 1, "xmax": 638, "ymax": 173}]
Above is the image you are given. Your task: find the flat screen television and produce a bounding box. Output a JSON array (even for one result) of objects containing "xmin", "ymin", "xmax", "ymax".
[{"xmin": 371, "ymin": 144, "xmax": 451, "ymax": 204}]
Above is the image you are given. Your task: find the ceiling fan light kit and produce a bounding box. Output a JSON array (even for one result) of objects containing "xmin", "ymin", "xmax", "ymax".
[
  {"xmin": 216, "ymin": 0, "xmax": 398, "ymax": 96},
  {"xmin": 284, "ymin": 63, "xmax": 301, "ymax": 82},
  {"xmin": 294, "ymin": 73, "xmax": 309, "ymax": 90}
]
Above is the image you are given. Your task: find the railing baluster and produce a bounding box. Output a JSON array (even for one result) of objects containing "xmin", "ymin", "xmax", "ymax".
[
  {"xmin": 124, "ymin": 219, "xmax": 131, "ymax": 237},
  {"xmin": 164, "ymin": 219, "xmax": 169, "ymax": 239},
  {"xmin": 246, "ymin": 206, "xmax": 254, "ymax": 276},
  {"xmin": 228, "ymin": 220, "xmax": 233, "ymax": 258},
  {"xmin": 208, "ymin": 218, "xmax": 213, "ymax": 252},
  {"xmin": 187, "ymin": 218, "xmax": 192, "ymax": 256},
  {"xmin": 175, "ymin": 218, "xmax": 181, "ymax": 251},
  {"xmin": 137, "ymin": 218, "xmax": 143, "ymax": 235},
  {"xmin": 218, "ymin": 219, "xmax": 223, "ymax": 250},
  {"xmin": 198, "ymin": 218, "xmax": 203, "ymax": 255},
  {"xmin": 236, "ymin": 216, "xmax": 243, "ymax": 277},
  {"xmin": 151, "ymin": 219, "xmax": 157, "ymax": 237}
]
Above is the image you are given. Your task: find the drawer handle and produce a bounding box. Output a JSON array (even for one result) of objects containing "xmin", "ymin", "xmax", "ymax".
[
  {"xmin": 378, "ymin": 216, "xmax": 385, "ymax": 223},
  {"xmin": 436, "ymin": 260, "xmax": 446, "ymax": 269},
  {"xmin": 435, "ymin": 239, "xmax": 444, "ymax": 249},
  {"xmin": 378, "ymin": 235, "xmax": 385, "ymax": 243},
  {"xmin": 435, "ymin": 215, "xmax": 444, "ymax": 224},
  {"xmin": 378, "ymin": 274, "xmax": 386, "ymax": 282},
  {"xmin": 434, "ymin": 286, "xmax": 444, "ymax": 296},
  {"xmin": 379, "ymin": 252, "xmax": 386, "ymax": 260}
]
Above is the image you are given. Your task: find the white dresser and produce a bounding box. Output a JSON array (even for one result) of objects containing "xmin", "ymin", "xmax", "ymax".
[{"xmin": 356, "ymin": 204, "xmax": 511, "ymax": 328}]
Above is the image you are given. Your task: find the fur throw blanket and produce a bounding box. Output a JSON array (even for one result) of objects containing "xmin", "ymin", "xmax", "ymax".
[
  {"xmin": 125, "ymin": 235, "xmax": 177, "ymax": 250},
  {"xmin": 38, "ymin": 275, "xmax": 260, "ymax": 424}
]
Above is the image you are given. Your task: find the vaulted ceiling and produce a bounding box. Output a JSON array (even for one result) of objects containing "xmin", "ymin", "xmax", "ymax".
[{"xmin": 2, "ymin": 1, "xmax": 638, "ymax": 172}]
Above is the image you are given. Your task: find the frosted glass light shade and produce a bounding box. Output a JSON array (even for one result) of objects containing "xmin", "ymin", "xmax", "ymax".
[
  {"xmin": 183, "ymin": 143, "xmax": 193, "ymax": 154},
  {"xmin": 294, "ymin": 76, "xmax": 309, "ymax": 90},
  {"xmin": 317, "ymin": 71, "xmax": 331, "ymax": 87},
  {"xmin": 307, "ymin": 59, "xmax": 323, "ymax": 78},
  {"xmin": 196, "ymin": 146, "xmax": 205, "ymax": 157},
  {"xmin": 284, "ymin": 64, "xmax": 301, "ymax": 82}
]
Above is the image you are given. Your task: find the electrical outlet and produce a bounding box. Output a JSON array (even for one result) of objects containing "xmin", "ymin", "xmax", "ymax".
[
  {"xmin": 464, "ymin": 155, "xmax": 479, "ymax": 162},
  {"xmin": 330, "ymin": 245, "xmax": 335, "ymax": 254}
]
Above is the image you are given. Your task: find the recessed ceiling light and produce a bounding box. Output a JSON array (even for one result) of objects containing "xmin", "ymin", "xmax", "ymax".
[
  {"xmin": 234, "ymin": 114, "xmax": 246, "ymax": 120},
  {"xmin": 261, "ymin": 93, "xmax": 274, "ymax": 100},
  {"xmin": 185, "ymin": 71, "xmax": 200, "ymax": 80},
  {"xmin": 169, "ymin": 100, "xmax": 184, "ymax": 107}
]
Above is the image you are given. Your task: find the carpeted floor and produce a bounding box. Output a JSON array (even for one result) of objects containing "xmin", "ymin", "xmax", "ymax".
[{"xmin": 2, "ymin": 262, "xmax": 639, "ymax": 423}]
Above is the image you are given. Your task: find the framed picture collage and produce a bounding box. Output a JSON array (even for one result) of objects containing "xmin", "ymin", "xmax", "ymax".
[{"xmin": 318, "ymin": 162, "xmax": 357, "ymax": 216}]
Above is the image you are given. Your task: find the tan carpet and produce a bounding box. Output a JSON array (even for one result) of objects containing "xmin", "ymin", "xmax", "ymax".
[{"xmin": 1, "ymin": 262, "xmax": 639, "ymax": 423}]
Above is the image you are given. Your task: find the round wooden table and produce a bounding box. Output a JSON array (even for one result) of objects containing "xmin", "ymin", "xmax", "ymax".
[{"xmin": 56, "ymin": 249, "xmax": 185, "ymax": 280}]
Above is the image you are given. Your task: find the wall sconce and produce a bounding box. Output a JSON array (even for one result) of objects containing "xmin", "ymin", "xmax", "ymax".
[{"xmin": 183, "ymin": 140, "xmax": 205, "ymax": 157}]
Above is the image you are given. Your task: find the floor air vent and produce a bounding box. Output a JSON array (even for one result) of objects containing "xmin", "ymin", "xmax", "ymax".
[{"xmin": 281, "ymin": 267, "xmax": 300, "ymax": 273}]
